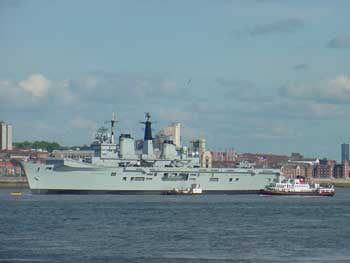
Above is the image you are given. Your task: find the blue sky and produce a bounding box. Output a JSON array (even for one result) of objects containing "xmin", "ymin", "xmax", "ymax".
[{"xmin": 1, "ymin": 0, "xmax": 350, "ymax": 160}]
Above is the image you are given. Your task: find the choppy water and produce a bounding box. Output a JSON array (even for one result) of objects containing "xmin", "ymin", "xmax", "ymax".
[{"xmin": 1, "ymin": 189, "xmax": 350, "ymax": 263}]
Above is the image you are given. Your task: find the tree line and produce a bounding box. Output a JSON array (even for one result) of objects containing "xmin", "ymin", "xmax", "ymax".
[{"xmin": 14, "ymin": 141, "xmax": 62, "ymax": 152}]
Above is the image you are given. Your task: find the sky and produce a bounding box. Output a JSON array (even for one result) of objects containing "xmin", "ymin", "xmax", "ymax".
[{"xmin": 1, "ymin": 0, "xmax": 350, "ymax": 160}]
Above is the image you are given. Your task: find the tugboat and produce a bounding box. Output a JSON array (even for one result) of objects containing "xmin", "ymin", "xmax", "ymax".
[
  {"xmin": 164, "ymin": 184, "xmax": 202, "ymax": 195},
  {"xmin": 261, "ymin": 177, "xmax": 335, "ymax": 197}
]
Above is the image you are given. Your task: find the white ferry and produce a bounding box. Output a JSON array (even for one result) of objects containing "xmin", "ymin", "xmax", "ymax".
[{"xmin": 261, "ymin": 177, "xmax": 335, "ymax": 197}]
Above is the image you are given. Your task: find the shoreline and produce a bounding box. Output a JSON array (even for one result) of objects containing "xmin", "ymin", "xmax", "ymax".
[
  {"xmin": 312, "ymin": 178, "xmax": 350, "ymax": 188},
  {"xmin": 0, "ymin": 177, "xmax": 29, "ymax": 189}
]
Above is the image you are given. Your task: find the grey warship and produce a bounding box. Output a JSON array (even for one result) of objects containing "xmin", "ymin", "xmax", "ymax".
[{"xmin": 22, "ymin": 113, "xmax": 280, "ymax": 194}]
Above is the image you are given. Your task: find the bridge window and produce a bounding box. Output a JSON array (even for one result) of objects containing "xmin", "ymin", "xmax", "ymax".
[{"xmin": 111, "ymin": 172, "xmax": 116, "ymax": 176}]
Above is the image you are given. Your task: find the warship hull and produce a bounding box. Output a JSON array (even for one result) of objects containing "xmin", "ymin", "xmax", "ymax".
[{"xmin": 22, "ymin": 162, "xmax": 279, "ymax": 195}]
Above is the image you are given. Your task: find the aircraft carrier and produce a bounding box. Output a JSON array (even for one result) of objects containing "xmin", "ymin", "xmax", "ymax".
[{"xmin": 22, "ymin": 113, "xmax": 281, "ymax": 194}]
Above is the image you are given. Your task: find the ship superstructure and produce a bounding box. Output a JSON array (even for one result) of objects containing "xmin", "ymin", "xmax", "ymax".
[{"xmin": 22, "ymin": 113, "xmax": 281, "ymax": 194}]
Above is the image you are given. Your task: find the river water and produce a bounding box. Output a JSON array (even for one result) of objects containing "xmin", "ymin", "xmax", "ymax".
[{"xmin": 1, "ymin": 189, "xmax": 350, "ymax": 263}]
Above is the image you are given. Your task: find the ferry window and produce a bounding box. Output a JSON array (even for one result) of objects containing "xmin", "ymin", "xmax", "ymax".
[
  {"xmin": 210, "ymin": 178, "xmax": 219, "ymax": 182},
  {"xmin": 154, "ymin": 173, "xmax": 157, "ymax": 176},
  {"xmin": 46, "ymin": 167, "xmax": 52, "ymax": 171},
  {"xmin": 229, "ymin": 178, "xmax": 233, "ymax": 182},
  {"xmin": 164, "ymin": 173, "xmax": 168, "ymax": 176},
  {"xmin": 131, "ymin": 177, "xmax": 134, "ymax": 181},
  {"xmin": 123, "ymin": 177, "xmax": 127, "ymax": 181},
  {"xmin": 111, "ymin": 172, "xmax": 116, "ymax": 176},
  {"xmin": 235, "ymin": 178, "xmax": 239, "ymax": 181},
  {"xmin": 146, "ymin": 178, "xmax": 152, "ymax": 180}
]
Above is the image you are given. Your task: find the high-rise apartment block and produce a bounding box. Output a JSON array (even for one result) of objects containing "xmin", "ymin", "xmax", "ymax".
[
  {"xmin": 341, "ymin": 143, "xmax": 349, "ymax": 163},
  {"xmin": 0, "ymin": 121, "xmax": 12, "ymax": 151},
  {"xmin": 158, "ymin": 123, "xmax": 181, "ymax": 148}
]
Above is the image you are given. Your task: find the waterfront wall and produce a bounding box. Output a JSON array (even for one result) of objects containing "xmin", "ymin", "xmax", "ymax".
[
  {"xmin": 0, "ymin": 176, "xmax": 28, "ymax": 189},
  {"xmin": 312, "ymin": 178, "xmax": 350, "ymax": 188}
]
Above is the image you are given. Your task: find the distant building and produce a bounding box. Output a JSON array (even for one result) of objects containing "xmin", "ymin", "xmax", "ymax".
[
  {"xmin": 341, "ymin": 143, "xmax": 349, "ymax": 163},
  {"xmin": 189, "ymin": 139, "xmax": 206, "ymax": 155},
  {"xmin": 200, "ymin": 151, "xmax": 212, "ymax": 168},
  {"xmin": 211, "ymin": 149, "xmax": 236, "ymax": 168},
  {"xmin": 0, "ymin": 160, "xmax": 22, "ymax": 176},
  {"xmin": 0, "ymin": 121, "xmax": 12, "ymax": 151},
  {"xmin": 212, "ymin": 149, "xmax": 236, "ymax": 162},
  {"xmin": 343, "ymin": 161, "xmax": 350, "ymax": 178},
  {"xmin": 156, "ymin": 123, "xmax": 181, "ymax": 149},
  {"xmin": 313, "ymin": 159, "xmax": 335, "ymax": 178},
  {"xmin": 290, "ymin": 152, "xmax": 303, "ymax": 161},
  {"xmin": 237, "ymin": 153, "xmax": 289, "ymax": 168},
  {"xmin": 281, "ymin": 163, "xmax": 313, "ymax": 178}
]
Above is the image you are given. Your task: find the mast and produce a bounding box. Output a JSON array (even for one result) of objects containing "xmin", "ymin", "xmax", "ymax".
[
  {"xmin": 109, "ymin": 112, "xmax": 118, "ymax": 144},
  {"xmin": 140, "ymin": 113, "xmax": 154, "ymax": 158},
  {"xmin": 141, "ymin": 112, "xmax": 152, "ymax": 141}
]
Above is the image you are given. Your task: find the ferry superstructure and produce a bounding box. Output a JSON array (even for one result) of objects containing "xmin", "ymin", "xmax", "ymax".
[{"xmin": 22, "ymin": 113, "xmax": 281, "ymax": 194}]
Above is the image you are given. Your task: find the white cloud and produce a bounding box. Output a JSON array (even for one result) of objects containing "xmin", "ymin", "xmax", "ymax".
[
  {"xmin": 284, "ymin": 75, "xmax": 350, "ymax": 102},
  {"xmin": 0, "ymin": 73, "xmax": 81, "ymax": 112},
  {"xmin": 18, "ymin": 74, "xmax": 50, "ymax": 98}
]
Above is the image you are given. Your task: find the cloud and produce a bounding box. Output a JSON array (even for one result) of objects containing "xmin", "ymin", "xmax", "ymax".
[
  {"xmin": 249, "ymin": 18, "xmax": 304, "ymax": 36},
  {"xmin": 293, "ymin": 64, "xmax": 308, "ymax": 70},
  {"xmin": 0, "ymin": 73, "xmax": 79, "ymax": 111},
  {"xmin": 282, "ymin": 75, "xmax": 350, "ymax": 103},
  {"xmin": 70, "ymin": 73, "xmax": 183, "ymax": 106},
  {"xmin": 18, "ymin": 74, "xmax": 50, "ymax": 98},
  {"xmin": 327, "ymin": 34, "xmax": 350, "ymax": 49},
  {"xmin": 0, "ymin": 72, "xmax": 184, "ymax": 113}
]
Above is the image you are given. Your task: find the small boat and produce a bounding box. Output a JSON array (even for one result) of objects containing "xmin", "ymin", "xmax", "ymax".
[
  {"xmin": 10, "ymin": 191, "xmax": 22, "ymax": 197},
  {"xmin": 164, "ymin": 184, "xmax": 202, "ymax": 195},
  {"xmin": 260, "ymin": 177, "xmax": 335, "ymax": 197}
]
